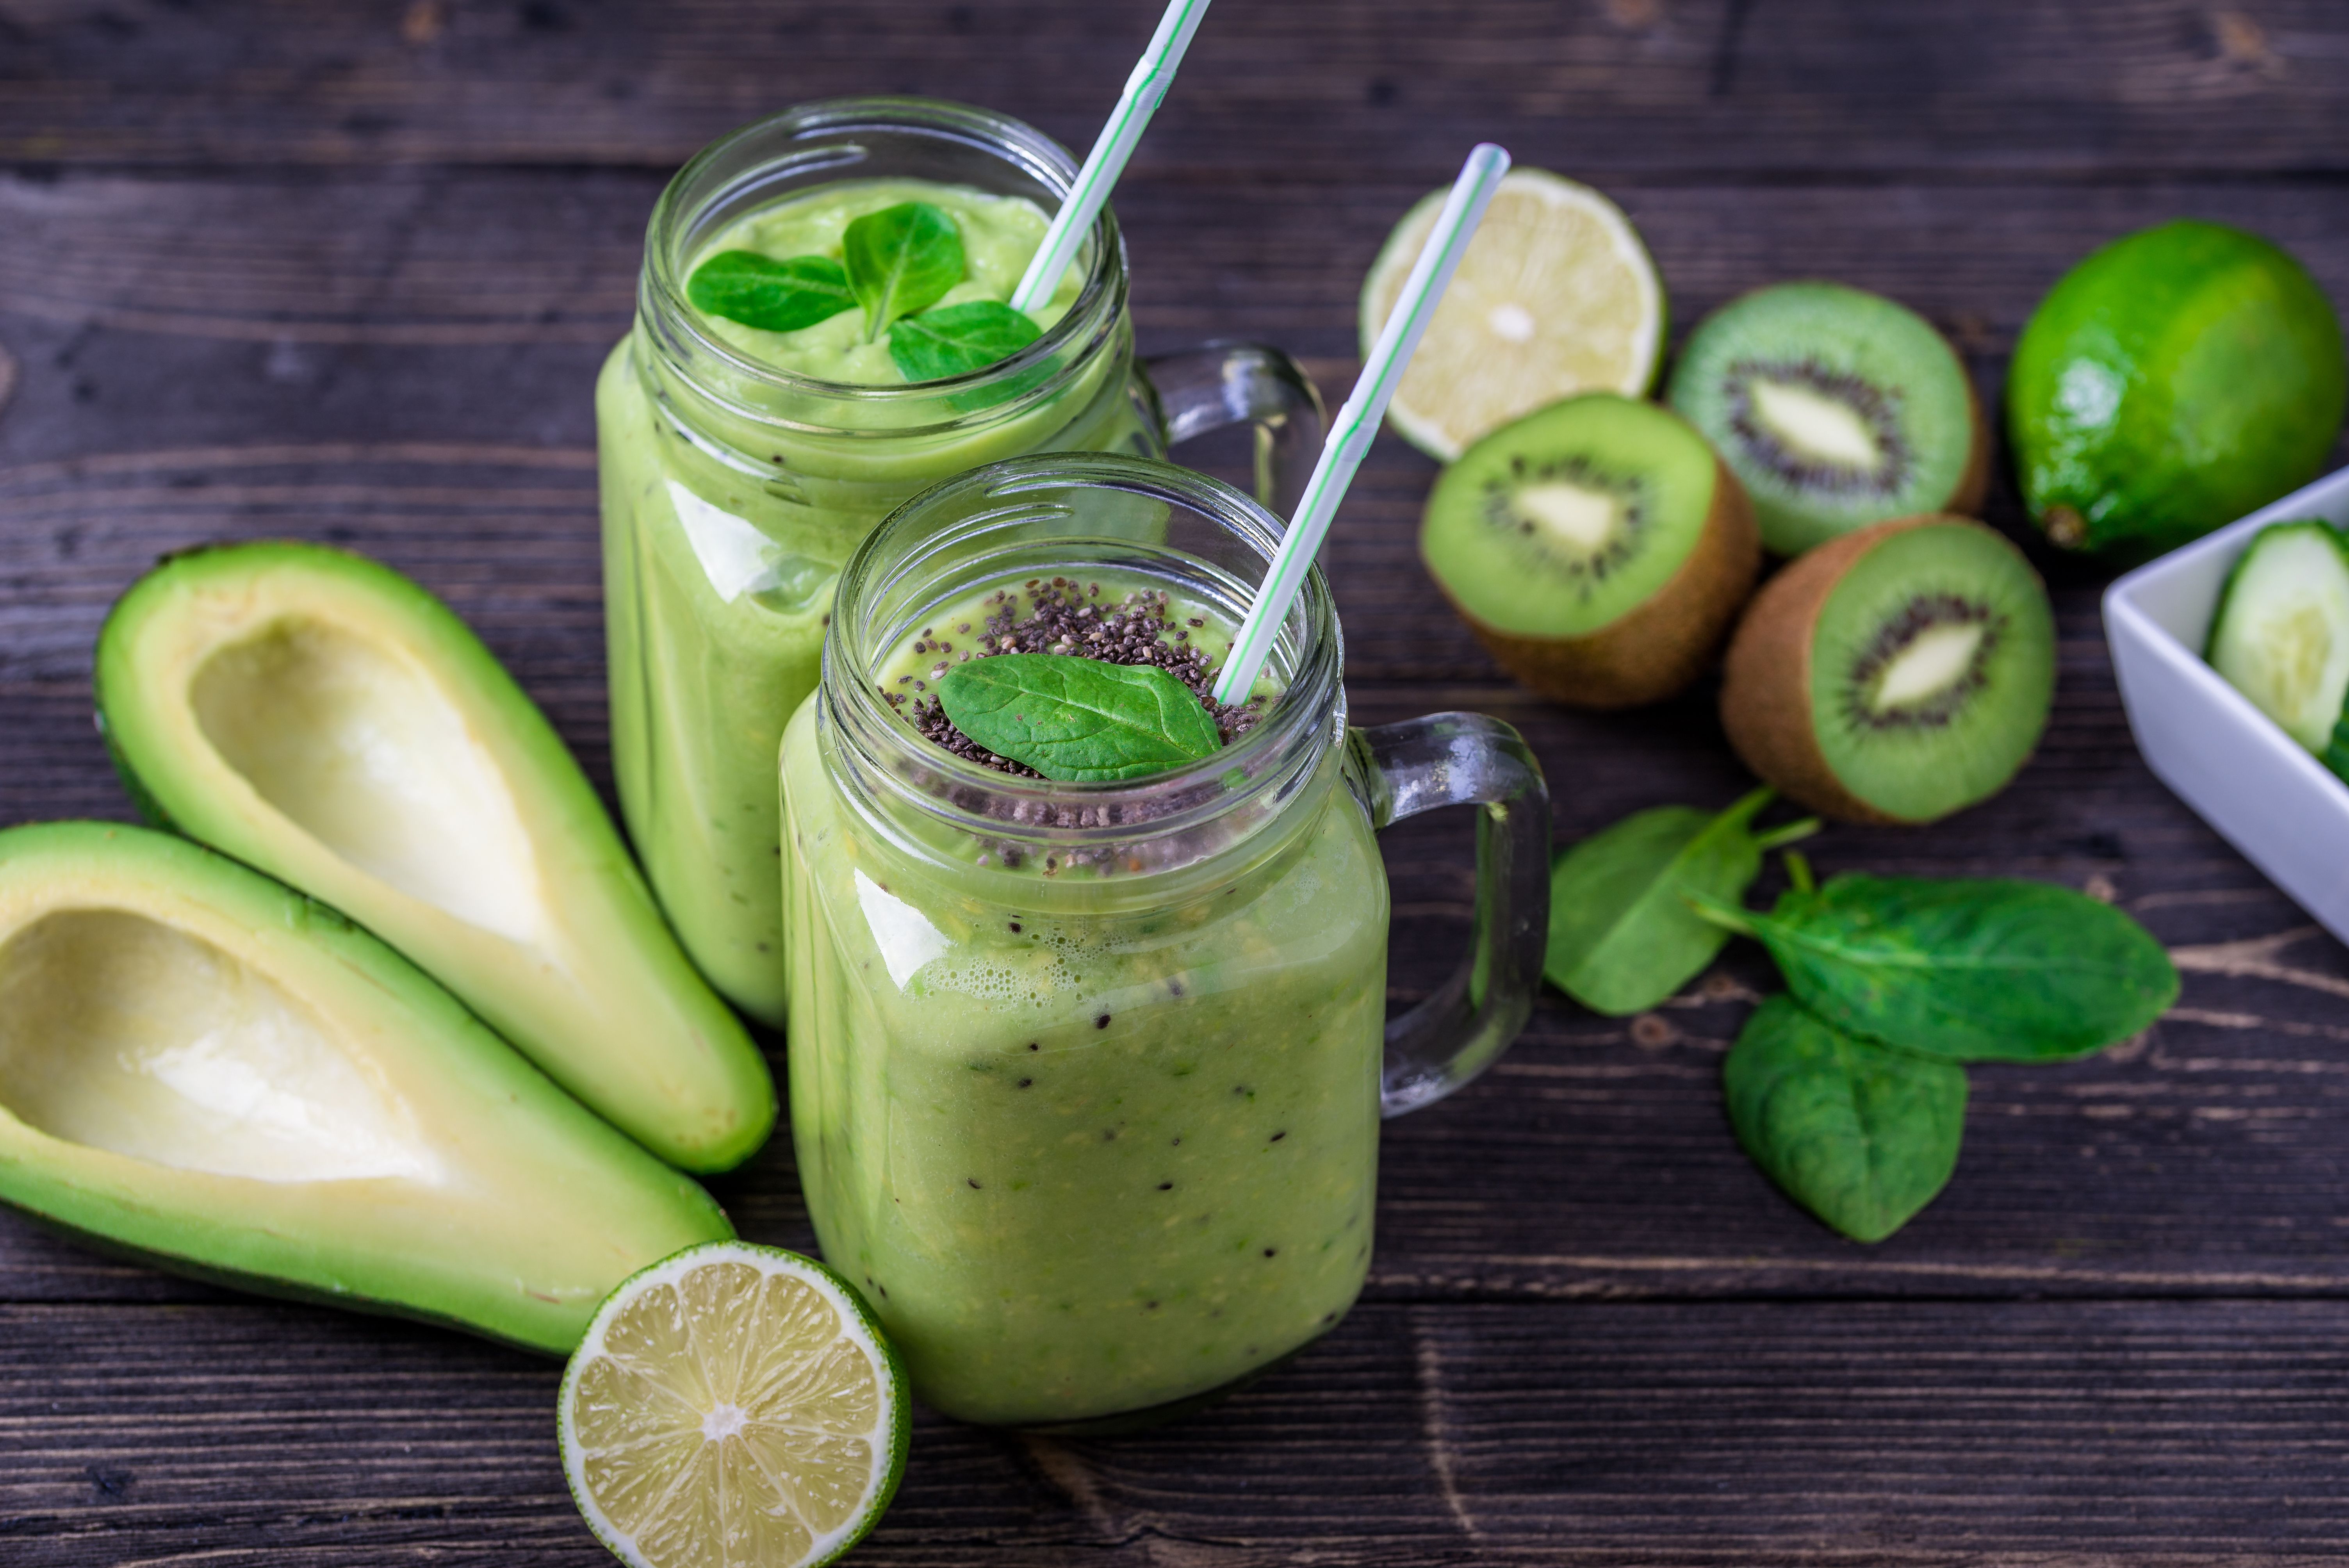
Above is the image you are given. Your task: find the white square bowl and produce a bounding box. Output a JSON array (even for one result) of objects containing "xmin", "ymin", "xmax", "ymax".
[{"xmin": 2105, "ymin": 463, "xmax": 2349, "ymax": 939}]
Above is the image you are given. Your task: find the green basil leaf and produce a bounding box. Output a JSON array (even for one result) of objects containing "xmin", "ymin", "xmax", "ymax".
[
  {"xmin": 1724, "ymin": 994, "xmax": 1968, "ymax": 1243},
  {"xmin": 1544, "ymin": 788, "xmax": 1816, "ymax": 1016},
  {"xmin": 1734, "ymin": 875, "xmax": 2179, "ymax": 1062},
  {"xmin": 888, "ymin": 300, "xmax": 1044, "ymax": 383},
  {"xmin": 842, "ymin": 201, "xmax": 965, "ymax": 342},
  {"xmin": 936, "ymin": 654, "xmax": 1222, "ymax": 782},
  {"xmin": 684, "ymin": 250, "xmax": 857, "ymax": 333}
]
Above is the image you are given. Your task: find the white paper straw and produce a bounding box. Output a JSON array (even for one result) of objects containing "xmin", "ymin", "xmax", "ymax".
[
  {"xmin": 1212, "ymin": 143, "xmax": 1511, "ymax": 707},
  {"xmin": 1008, "ymin": 0, "xmax": 1214, "ymax": 316}
]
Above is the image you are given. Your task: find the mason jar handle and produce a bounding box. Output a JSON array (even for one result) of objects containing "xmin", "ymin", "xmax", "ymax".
[
  {"xmin": 1142, "ymin": 342, "xmax": 1326, "ymax": 520},
  {"xmin": 1346, "ymin": 714, "xmax": 1551, "ymax": 1117}
]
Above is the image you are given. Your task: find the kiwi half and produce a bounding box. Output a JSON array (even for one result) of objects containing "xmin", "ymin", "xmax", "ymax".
[
  {"xmin": 1421, "ymin": 392, "xmax": 1761, "ymax": 709},
  {"xmin": 1667, "ymin": 282, "xmax": 1988, "ymax": 557},
  {"xmin": 1720, "ymin": 515, "xmax": 2054, "ymax": 823}
]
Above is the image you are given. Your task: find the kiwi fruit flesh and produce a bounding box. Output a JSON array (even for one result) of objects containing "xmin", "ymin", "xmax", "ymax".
[
  {"xmin": 1420, "ymin": 392, "xmax": 1761, "ymax": 709},
  {"xmin": 1668, "ymin": 282, "xmax": 1988, "ymax": 557},
  {"xmin": 1720, "ymin": 515, "xmax": 2054, "ymax": 823}
]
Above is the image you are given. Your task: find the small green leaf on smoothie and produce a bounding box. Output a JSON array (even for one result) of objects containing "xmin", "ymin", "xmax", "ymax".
[
  {"xmin": 889, "ymin": 301, "xmax": 1044, "ymax": 383},
  {"xmin": 843, "ymin": 201, "xmax": 966, "ymax": 341},
  {"xmin": 1724, "ymin": 994, "xmax": 1968, "ymax": 1243},
  {"xmin": 938, "ymin": 654, "xmax": 1221, "ymax": 782},
  {"xmin": 684, "ymin": 251, "xmax": 857, "ymax": 333}
]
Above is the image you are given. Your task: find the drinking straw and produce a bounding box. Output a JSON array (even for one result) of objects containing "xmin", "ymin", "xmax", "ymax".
[
  {"xmin": 1008, "ymin": 0, "xmax": 1215, "ymax": 315},
  {"xmin": 1212, "ymin": 143, "xmax": 1512, "ymax": 707}
]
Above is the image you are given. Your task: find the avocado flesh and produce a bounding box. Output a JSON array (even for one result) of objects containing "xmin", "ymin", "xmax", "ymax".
[
  {"xmin": 94, "ymin": 543, "xmax": 774, "ymax": 1173},
  {"xmin": 0, "ymin": 822, "xmax": 733, "ymax": 1354}
]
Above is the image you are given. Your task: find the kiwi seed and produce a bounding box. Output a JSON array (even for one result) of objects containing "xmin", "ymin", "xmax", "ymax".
[
  {"xmin": 1723, "ymin": 357, "xmax": 1911, "ymax": 500},
  {"xmin": 1668, "ymin": 283, "xmax": 1988, "ymax": 557},
  {"xmin": 1720, "ymin": 515, "xmax": 2054, "ymax": 824},
  {"xmin": 1422, "ymin": 393, "xmax": 1761, "ymax": 710}
]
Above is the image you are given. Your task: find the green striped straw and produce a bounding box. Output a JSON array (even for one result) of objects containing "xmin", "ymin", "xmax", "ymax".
[
  {"xmin": 1008, "ymin": 0, "xmax": 1215, "ymax": 316},
  {"xmin": 1213, "ymin": 143, "xmax": 1512, "ymax": 707}
]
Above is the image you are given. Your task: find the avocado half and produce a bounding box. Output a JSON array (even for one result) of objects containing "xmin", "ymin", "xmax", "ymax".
[
  {"xmin": 94, "ymin": 542, "xmax": 773, "ymax": 1173},
  {"xmin": 0, "ymin": 822, "xmax": 733, "ymax": 1354}
]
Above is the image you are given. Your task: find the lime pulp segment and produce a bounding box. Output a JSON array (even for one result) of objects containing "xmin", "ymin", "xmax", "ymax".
[
  {"xmin": 1363, "ymin": 168, "xmax": 1664, "ymax": 462},
  {"xmin": 561, "ymin": 1243, "xmax": 908, "ymax": 1568}
]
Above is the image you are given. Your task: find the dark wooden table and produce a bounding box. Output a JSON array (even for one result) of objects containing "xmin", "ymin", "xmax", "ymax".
[{"xmin": 6, "ymin": 3, "xmax": 2349, "ymax": 1562}]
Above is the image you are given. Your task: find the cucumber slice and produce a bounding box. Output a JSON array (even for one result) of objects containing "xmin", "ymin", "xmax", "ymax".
[{"xmin": 2206, "ymin": 519, "xmax": 2349, "ymax": 753}]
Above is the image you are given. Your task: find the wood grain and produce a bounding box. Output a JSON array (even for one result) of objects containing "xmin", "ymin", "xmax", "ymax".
[
  {"xmin": 3, "ymin": 1, "xmax": 2348, "ymax": 177},
  {"xmin": 7, "ymin": 2, "xmax": 2349, "ymax": 1561},
  {"xmin": 6, "ymin": 1298, "xmax": 2349, "ymax": 1565}
]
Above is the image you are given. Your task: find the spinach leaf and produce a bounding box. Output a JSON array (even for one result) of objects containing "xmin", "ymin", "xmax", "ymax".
[
  {"xmin": 1543, "ymin": 788, "xmax": 1816, "ymax": 1016},
  {"xmin": 684, "ymin": 251, "xmax": 857, "ymax": 333},
  {"xmin": 842, "ymin": 201, "xmax": 965, "ymax": 342},
  {"xmin": 1724, "ymin": 994, "xmax": 1968, "ymax": 1243},
  {"xmin": 889, "ymin": 300, "xmax": 1043, "ymax": 383},
  {"xmin": 936, "ymin": 654, "xmax": 1222, "ymax": 782},
  {"xmin": 1699, "ymin": 875, "xmax": 2178, "ymax": 1062}
]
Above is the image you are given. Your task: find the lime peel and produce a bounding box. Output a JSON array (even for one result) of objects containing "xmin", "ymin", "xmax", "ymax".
[{"xmin": 559, "ymin": 1241, "xmax": 909, "ymax": 1568}]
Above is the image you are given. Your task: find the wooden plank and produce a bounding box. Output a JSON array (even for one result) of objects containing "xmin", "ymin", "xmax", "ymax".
[
  {"xmin": 8, "ymin": 169, "xmax": 2349, "ymax": 373},
  {"xmin": 4, "ymin": 1, "xmax": 2348, "ymax": 177},
  {"xmin": 2, "ymin": 441, "xmax": 2348, "ymax": 1310},
  {"xmin": 3, "ymin": 1297, "xmax": 2348, "ymax": 1564}
]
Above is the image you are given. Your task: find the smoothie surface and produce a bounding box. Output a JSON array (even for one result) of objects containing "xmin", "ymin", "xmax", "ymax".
[
  {"xmin": 688, "ymin": 178, "xmax": 1084, "ymax": 385},
  {"xmin": 875, "ymin": 572, "xmax": 1278, "ymax": 784}
]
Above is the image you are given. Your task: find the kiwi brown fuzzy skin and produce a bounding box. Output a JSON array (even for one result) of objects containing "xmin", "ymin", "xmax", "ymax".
[
  {"xmin": 1718, "ymin": 513, "xmax": 2037, "ymax": 823},
  {"xmin": 1440, "ymin": 456, "xmax": 1762, "ymax": 709}
]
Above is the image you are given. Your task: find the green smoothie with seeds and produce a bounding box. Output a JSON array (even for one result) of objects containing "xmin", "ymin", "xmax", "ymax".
[
  {"xmin": 601, "ymin": 132, "xmax": 1148, "ymax": 1022},
  {"xmin": 781, "ymin": 572, "xmax": 1383, "ymax": 1427},
  {"xmin": 603, "ymin": 102, "xmax": 1326, "ymax": 1024},
  {"xmin": 781, "ymin": 452, "xmax": 1550, "ymax": 1429}
]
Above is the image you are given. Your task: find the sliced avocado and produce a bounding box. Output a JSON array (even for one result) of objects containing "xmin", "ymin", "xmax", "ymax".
[
  {"xmin": 0, "ymin": 821, "xmax": 732, "ymax": 1353},
  {"xmin": 93, "ymin": 542, "xmax": 773, "ymax": 1173}
]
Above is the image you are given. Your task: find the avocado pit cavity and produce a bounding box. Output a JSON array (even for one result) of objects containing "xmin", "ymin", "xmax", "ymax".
[
  {"xmin": 0, "ymin": 909, "xmax": 435, "ymax": 1183},
  {"xmin": 190, "ymin": 616, "xmax": 543, "ymax": 944}
]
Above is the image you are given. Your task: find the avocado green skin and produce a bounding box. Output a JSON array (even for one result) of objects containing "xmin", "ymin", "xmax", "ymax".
[
  {"xmin": 0, "ymin": 822, "xmax": 736, "ymax": 1356},
  {"xmin": 2009, "ymin": 219, "xmax": 2347, "ymax": 557},
  {"xmin": 93, "ymin": 542, "xmax": 775, "ymax": 1174}
]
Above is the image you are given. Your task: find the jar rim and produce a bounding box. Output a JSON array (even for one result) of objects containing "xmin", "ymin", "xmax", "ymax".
[
  {"xmin": 822, "ymin": 454, "xmax": 1345, "ymax": 860},
  {"xmin": 641, "ymin": 96, "xmax": 1126, "ymax": 415}
]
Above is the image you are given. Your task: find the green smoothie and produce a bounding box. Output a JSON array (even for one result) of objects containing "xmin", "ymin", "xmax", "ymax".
[
  {"xmin": 600, "ymin": 177, "xmax": 1150, "ymax": 1022},
  {"xmin": 779, "ymin": 573, "xmax": 1385, "ymax": 1427}
]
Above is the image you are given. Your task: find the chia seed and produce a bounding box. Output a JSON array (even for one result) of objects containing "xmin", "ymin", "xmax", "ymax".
[{"xmin": 888, "ymin": 580, "xmax": 1260, "ymax": 777}]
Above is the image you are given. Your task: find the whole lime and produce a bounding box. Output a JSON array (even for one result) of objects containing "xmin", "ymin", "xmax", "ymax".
[{"xmin": 2008, "ymin": 219, "xmax": 2345, "ymax": 556}]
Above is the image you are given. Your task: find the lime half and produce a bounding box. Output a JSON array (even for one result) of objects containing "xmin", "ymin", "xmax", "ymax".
[
  {"xmin": 1362, "ymin": 168, "xmax": 1666, "ymax": 462},
  {"xmin": 559, "ymin": 1242, "xmax": 909, "ymax": 1568}
]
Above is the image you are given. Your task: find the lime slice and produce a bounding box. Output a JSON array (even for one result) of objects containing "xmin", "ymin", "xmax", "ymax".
[
  {"xmin": 1362, "ymin": 168, "xmax": 1666, "ymax": 462},
  {"xmin": 559, "ymin": 1242, "xmax": 909, "ymax": 1568}
]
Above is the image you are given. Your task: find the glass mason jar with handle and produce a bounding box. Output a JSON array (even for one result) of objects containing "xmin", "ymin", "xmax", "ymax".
[
  {"xmin": 779, "ymin": 454, "xmax": 1549, "ymax": 1429},
  {"xmin": 599, "ymin": 98, "xmax": 1323, "ymax": 1024}
]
